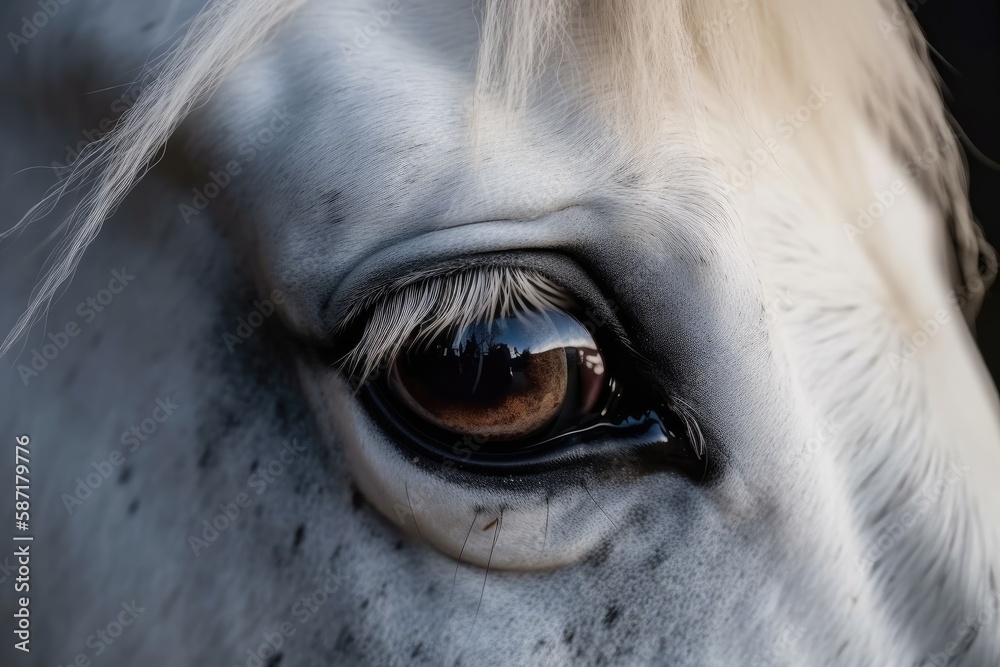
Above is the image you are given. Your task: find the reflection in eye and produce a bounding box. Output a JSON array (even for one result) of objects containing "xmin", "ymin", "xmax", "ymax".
[
  {"xmin": 390, "ymin": 312, "xmax": 605, "ymax": 440},
  {"xmin": 340, "ymin": 268, "xmax": 704, "ymax": 476}
]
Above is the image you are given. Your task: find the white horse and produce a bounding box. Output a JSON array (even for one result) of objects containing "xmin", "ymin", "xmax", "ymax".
[{"xmin": 1, "ymin": 0, "xmax": 998, "ymax": 664}]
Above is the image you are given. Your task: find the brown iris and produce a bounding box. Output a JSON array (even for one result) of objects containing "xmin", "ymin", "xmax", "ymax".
[{"xmin": 390, "ymin": 312, "xmax": 605, "ymax": 442}]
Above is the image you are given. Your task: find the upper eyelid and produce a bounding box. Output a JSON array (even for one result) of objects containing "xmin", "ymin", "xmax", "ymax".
[{"xmin": 335, "ymin": 266, "xmax": 574, "ymax": 383}]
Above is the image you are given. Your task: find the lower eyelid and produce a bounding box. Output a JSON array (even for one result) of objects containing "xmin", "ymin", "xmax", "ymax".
[
  {"xmin": 318, "ymin": 367, "xmax": 708, "ymax": 570},
  {"xmin": 324, "ymin": 375, "xmax": 624, "ymax": 570}
]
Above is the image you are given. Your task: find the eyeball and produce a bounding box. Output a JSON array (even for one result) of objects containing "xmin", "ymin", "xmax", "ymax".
[{"xmin": 382, "ymin": 310, "xmax": 607, "ymax": 454}]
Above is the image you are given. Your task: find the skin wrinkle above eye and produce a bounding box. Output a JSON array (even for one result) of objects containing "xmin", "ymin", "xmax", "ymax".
[
  {"xmin": 326, "ymin": 253, "xmax": 630, "ymax": 359},
  {"xmin": 319, "ymin": 209, "xmax": 589, "ymax": 331}
]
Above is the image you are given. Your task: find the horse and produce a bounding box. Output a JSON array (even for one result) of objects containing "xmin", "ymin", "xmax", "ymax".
[{"xmin": 1, "ymin": 0, "xmax": 998, "ymax": 664}]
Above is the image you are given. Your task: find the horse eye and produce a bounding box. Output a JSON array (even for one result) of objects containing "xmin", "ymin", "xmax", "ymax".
[
  {"xmin": 367, "ymin": 310, "xmax": 616, "ymax": 465},
  {"xmin": 390, "ymin": 312, "xmax": 604, "ymax": 440}
]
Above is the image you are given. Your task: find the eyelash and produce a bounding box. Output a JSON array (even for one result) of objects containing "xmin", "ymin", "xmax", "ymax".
[
  {"xmin": 334, "ymin": 266, "xmax": 574, "ymax": 385},
  {"xmin": 329, "ymin": 265, "xmax": 711, "ymax": 479}
]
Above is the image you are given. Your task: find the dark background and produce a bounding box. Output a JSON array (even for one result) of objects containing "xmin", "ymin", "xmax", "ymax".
[{"xmin": 916, "ymin": 0, "xmax": 1000, "ymax": 385}]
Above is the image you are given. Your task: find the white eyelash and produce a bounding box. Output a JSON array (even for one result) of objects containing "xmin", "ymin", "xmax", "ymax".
[{"xmin": 337, "ymin": 267, "xmax": 573, "ymax": 384}]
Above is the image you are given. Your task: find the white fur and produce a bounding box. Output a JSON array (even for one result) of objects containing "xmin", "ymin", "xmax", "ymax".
[{"xmin": 2, "ymin": 0, "xmax": 999, "ymax": 665}]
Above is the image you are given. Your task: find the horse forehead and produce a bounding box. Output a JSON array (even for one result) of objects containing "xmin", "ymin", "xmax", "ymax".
[
  {"xmin": 207, "ymin": 3, "xmax": 752, "ymax": 246},
  {"xmin": 318, "ymin": 0, "xmax": 481, "ymax": 55}
]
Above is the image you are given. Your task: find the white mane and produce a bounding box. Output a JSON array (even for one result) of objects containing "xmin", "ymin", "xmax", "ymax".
[
  {"xmin": 474, "ymin": 0, "xmax": 994, "ymax": 309},
  {"xmin": 0, "ymin": 0, "xmax": 307, "ymax": 356}
]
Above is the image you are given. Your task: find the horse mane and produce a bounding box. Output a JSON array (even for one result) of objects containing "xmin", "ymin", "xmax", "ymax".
[
  {"xmin": 1, "ymin": 0, "xmax": 993, "ymax": 355},
  {"xmin": 475, "ymin": 0, "xmax": 994, "ymax": 311},
  {"xmin": 0, "ymin": 0, "xmax": 307, "ymax": 356}
]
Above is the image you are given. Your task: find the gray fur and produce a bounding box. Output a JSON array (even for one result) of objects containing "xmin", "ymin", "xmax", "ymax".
[{"xmin": 1, "ymin": 1, "xmax": 998, "ymax": 666}]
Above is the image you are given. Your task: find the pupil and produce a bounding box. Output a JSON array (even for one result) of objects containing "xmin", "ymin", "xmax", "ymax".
[
  {"xmin": 393, "ymin": 315, "xmax": 571, "ymax": 440},
  {"xmin": 405, "ymin": 330, "xmax": 529, "ymax": 404}
]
